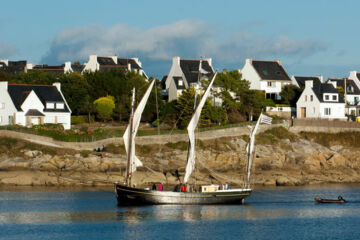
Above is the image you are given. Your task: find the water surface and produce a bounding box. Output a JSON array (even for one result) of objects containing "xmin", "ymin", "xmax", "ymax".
[{"xmin": 1, "ymin": 184, "xmax": 360, "ymax": 239}]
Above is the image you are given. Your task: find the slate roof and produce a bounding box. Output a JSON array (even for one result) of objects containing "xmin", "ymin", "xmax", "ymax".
[
  {"xmin": 97, "ymin": 57, "xmax": 115, "ymax": 65},
  {"xmin": 71, "ymin": 64, "xmax": 85, "ymax": 72},
  {"xmin": 30, "ymin": 65, "xmax": 65, "ymax": 75},
  {"xmin": 0, "ymin": 61, "xmax": 27, "ymax": 74},
  {"xmin": 99, "ymin": 65, "xmax": 128, "ymax": 72},
  {"xmin": 179, "ymin": 59, "xmax": 214, "ymax": 84},
  {"xmin": 294, "ymin": 76, "xmax": 321, "ymax": 88},
  {"xmin": 328, "ymin": 78, "xmax": 360, "ymax": 95},
  {"xmin": 7, "ymin": 84, "xmax": 70, "ymax": 112},
  {"xmin": 252, "ymin": 60, "xmax": 291, "ymax": 81},
  {"xmin": 25, "ymin": 109, "xmax": 45, "ymax": 116},
  {"xmin": 312, "ymin": 82, "xmax": 345, "ymax": 103},
  {"xmin": 117, "ymin": 58, "xmax": 141, "ymax": 70}
]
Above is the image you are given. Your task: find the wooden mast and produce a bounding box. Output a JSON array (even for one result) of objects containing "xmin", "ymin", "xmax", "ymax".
[{"xmin": 125, "ymin": 88, "xmax": 136, "ymax": 187}]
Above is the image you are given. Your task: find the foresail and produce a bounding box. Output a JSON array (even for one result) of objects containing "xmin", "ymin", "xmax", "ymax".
[
  {"xmin": 123, "ymin": 80, "xmax": 155, "ymax": 173},
  {"xmin": 184, "ymin": 72, "xmax": 217, "ymax": 183}
]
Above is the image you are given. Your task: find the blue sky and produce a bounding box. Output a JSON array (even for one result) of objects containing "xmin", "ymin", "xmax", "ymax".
[{"xmin": 1, "ymin": 0, "xmax": 359, "ymax": 79}]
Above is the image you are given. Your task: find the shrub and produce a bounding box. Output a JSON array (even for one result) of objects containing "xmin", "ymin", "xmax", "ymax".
[{"xmin": 80, "ymin": 150, "xmax": 89, "ymax": 158}]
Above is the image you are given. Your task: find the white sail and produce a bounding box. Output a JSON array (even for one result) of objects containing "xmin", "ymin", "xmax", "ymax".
[
  {"xmin": 184, "ymin": 72, "xmax": 217, "ymax": 183},
  {"xmin": 123, "ymin": 80, "xmax": 155, "ymax": 173},
  {"xmin": 246, "ymin": 113, "xmax": 272, "ymax": 186}
]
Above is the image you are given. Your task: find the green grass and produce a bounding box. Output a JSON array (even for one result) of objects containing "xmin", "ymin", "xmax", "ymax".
[
  {"xmin": 257, "ymin": 127, "xmax": 297, "ymax": 145},
  {"xmin": 300, "ymin": 131, "xmax": 360, "ymax": 148}
]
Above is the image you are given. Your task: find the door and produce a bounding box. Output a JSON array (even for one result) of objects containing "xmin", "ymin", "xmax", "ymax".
[{"xmin": 301, "ymin": 107, "xmax": 306, "ymax": 118}]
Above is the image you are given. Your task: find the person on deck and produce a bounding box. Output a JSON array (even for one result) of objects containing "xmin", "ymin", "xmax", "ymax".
[
  {"xmin": 158, "ymin": 183, "xmax": 163, "ymax": 191},
  {"xmin": 181, "ymin": 184, "xmax": 187, "ymax": 192},
  {"xmin": 152, "ymin": 184, "xmax": 156, "ymax": 190}
]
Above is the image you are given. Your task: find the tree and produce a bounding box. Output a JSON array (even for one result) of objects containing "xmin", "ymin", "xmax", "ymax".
[
  {"xmin": 280, "ymin": 85, "xmax": 302, "ymax": 106},
  {"xmin": 93, "ymin": 96, "xmax": 115, "ymax": 121}
]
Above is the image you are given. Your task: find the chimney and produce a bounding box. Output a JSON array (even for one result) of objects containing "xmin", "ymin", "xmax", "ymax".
[
  {"xmin": 329, "ymin": 80, "xmax": 337, "ymax": 88},
  {"xmin": 245, "ymin": 58, "xmax": 252, "ymax": 65},
  {"xmin": 173, "ymin": 56, "xmax": 180, "ymax": 65},
  {"xmin": 0, "ymin": 59, "xmax": 9, "ymax": 66},
  {"xmin": 317, "ymin": 75, "xmax": 323, "ymax": 83},
  {"xmin": 64, "ymin": 61, "xmax": 72, "ymax": 72},
  {"xmin": 0, "ymin": 81, "xmax": 8, "ymax": 90},
  {"xmin": 110, "ymin": 56, "xmax": 117, "ymax": 64},
  {"xmin": 53, "ymin": 82, "xmax": 61, "ymax": 91},
  {"xmin": 305, "ymin": 80, "xmax": 313, "ymax": 89}
]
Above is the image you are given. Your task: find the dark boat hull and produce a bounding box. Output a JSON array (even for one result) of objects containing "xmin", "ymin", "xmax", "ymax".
[
  {"xmin": 115, "ymin": 184, "xmax": 252, "ymax": 205},
  {"xmin": 314, "ymin": 197, "xmax": 346, "ymax": 203}
]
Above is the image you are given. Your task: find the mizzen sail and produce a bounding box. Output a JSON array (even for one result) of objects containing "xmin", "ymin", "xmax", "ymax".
[
  {"xmin": 184, "ymin": 72, "xmax": 217, "ymax": 183},
  {"xmin": 123, "ymin": 80, "xmax": 155, "ymax": 174}
]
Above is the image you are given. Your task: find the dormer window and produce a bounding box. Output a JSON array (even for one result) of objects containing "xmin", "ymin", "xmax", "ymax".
[
  {"xmin": 347, "ymin": 85, "xmax": 354, "ymax": 93},
  {"xmin": 325, "ymin": 95, "xmax": 329, "ymax": 101},
  {"xmin": 178, "ymin": 80, "xmax": 183, "ymax": 86},
  {"xmin": 46, "ymin": 103, "xmax": 54, "ymax": 109},
  {"xmin": 56, "ymin": 103, "xmax": 64, "ymax": 109},
  {"xmin": 263, "ymin": 70, "xmax": 268, "ymax": 75},
  {"xmin": 332, "ymin": 95, "xmax": 337, "ymax": 101}
]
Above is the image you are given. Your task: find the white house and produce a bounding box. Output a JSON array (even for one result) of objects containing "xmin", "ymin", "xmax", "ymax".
[
  {"xmin": 327, "ymin": 78, "xmax": 360, "ymax": 117},
  {"xmin": 163, "ymin": 56, "xmax": 215, "ymax": 102},
  {"xmin": 240, "ymin": 58, "xmax": 291, "ymax": 100},
  {"xmin": 0, "ymin": 82, "xmax": 72, "ymax": 129},
  {"xmin": 291, "ymin": 75, "xmax": 323, "ymax": 88},
  {"xmin": 348, "ymin": 71, "xmax": 360, "ymax": 90},
  {"xmin": 82, "ymin": 55, "xmax": 148, "ymax": 79},
  {"xmin": 296, "ymin": 80, "xmax": 346, "ymax": 119},
  {"xmin": 0, "ymin": 60, "xmax": 33, "ymax": 74}
]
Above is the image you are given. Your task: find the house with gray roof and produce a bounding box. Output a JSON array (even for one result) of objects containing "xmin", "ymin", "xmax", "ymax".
[
  {"xmin": 240, "ymin": 58, "xmax": 291, "ymax": 100},
  {"xmin": 0, "ymin": 60, "xmax": 33, "ymax": 74},
  {"xmin": 291, "ymin": 75, "xmax": 323, "ymax": 88},
  {"xmin": 0, "ymin": 81, "xmax": 71, "ymax": 129},
  {"xmin": 82, "ymin": 55, "xmax": 148, "ymax": 79},
  {"xmin": 164, "ymin": 56, "xmax": 215, "ymax": 101},
  {"xmin": 296, "ymin": 80, "xmax": 345, "ymax": 119}
]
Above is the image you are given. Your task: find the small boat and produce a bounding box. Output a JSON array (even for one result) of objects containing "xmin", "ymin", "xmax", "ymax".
[{"xmin": 314, "ymin": 196, "xmax": 346, "ymax": 203}]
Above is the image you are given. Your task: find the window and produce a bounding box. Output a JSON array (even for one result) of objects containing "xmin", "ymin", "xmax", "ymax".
[
  {"xmin": 46, "ymin": 103, "xmax": 54, "ymax": 109},
  {"xmin": 324, "ymin": 108, "xmax": 331, "ymax": 116},
  {"xmin": 348, "ymin": 85, "xmax": 354, "ymax": 93},
  {"xmin": 263, "ymin": 70, "xmax": 268, "ymax": 75},
  {"xmin": 355, "ymin": 97, "xmax": 359, "ymax": 105},
  {"xmin": 8, "ymin": 116, "xmax": 13, "ymax": 124},
  {"xmin": 325, "ymin": 95, "xmax": 329, "ymax": 101},
  {"xmin": 178, "ymin": 80, "xmax": 183, "ymax": 86},
  {"xmin": 332, "ymin": 95, "xmax": 337, "ymax": 101},
  {"xmin": 56, "ymin": 103, "xmax": 64, "ymax": 109},
  {"xmin": 0, "ymin": 103, "xmax": 4, "ymax": 109},
  {"xmin": 305, "ymin": 95, "xmax": 307, "ymax": 101},
  {"xmin": 310, "ymin": 95, "xmax": 313, "ymax": 101},
  {"xmin": 267, "ymin": 81, "xmax": 272, "ymax": 87}
]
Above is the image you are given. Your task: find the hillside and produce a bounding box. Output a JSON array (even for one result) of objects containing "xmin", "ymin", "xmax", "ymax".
[{"xmin": 1, "ymin": 127, "xmax": 360, "ymax": 187}]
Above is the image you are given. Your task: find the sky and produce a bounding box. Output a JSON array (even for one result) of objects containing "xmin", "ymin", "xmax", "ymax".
[{"xmin": 1, "ymin": 0, "xmax": 359, "ymax": 79}]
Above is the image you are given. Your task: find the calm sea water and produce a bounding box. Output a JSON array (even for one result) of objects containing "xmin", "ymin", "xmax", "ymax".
[{"xmin": 1, "ymin": 184, "xmax": 360, "ymax": 240}]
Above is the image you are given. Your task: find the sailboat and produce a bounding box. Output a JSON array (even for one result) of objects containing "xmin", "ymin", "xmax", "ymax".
[{"xmin": 115, "ymin": 74, "xmax": 272, "ymax": 205}]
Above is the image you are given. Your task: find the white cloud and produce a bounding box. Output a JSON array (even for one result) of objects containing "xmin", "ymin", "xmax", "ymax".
[
  {"xmin": 0, "ymin": 42, "xmax": 18, "ymax": 58},
  {"xmin": 41, "ymin": 20, "xmax": 327, "ymax": 68}
]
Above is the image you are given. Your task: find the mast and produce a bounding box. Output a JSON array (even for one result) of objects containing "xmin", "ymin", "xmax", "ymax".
[
  {"xmin": 123, "ymin": 80, "xmax": 155, "ymax": 186},
  {"xmin": 184, "ymin": 72, "xmax": 217, "ymax": 184},
  {"xmin": 125, "ymin": 88, "xmax": 136, "ymax": 186},
  {"xmin": 245, "ymin": 113, "xmax": 272, "ymax": 188}
]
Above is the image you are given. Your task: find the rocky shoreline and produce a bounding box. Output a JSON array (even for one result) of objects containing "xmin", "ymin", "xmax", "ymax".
[{"xmin": 1, "ymin": 128, "xmax": 360, "ymax": 187}]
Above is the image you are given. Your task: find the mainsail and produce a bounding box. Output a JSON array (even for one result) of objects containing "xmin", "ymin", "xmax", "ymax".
[
  {"xmin": 245, "ymin": 113, "xmax": 272, "ymax": 187},
  {"xmin": 183, "ymin": 72, "xmax": 218, "ymax": 183},
  {"xmin": 124, "ymin": 80, "xmax": 155, "ymax": 175}
]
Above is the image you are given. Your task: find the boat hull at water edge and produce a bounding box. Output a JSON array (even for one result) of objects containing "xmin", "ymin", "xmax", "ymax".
[{"xmin": 115, "ymin": 184, "xmax": 252, "ymax": 205}]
